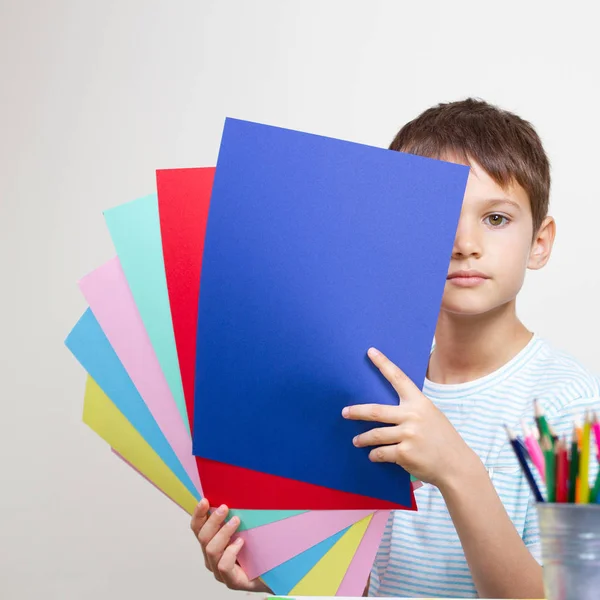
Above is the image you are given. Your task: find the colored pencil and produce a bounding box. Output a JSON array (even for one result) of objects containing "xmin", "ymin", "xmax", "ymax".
[
  {"xmin": 504, "ymin": 425, "xmax": 545, "ymax": 503},
  {"xmin": 592, "ymin": 412, "xmax": 600, "ymax": 461},
  {"xmin": 575, "ymin": 420, "xmax": 583, "ymax": 503},
  {"xmin": 556, "ymin": 439, "xmax": 568, "ymax": 503},
  {"xmin": 521, "ymin": 419, "xmax": 545, "ymax": 480},
  {"xmin": 516, "ymin": 438, "xmax": 531, "ymax": 462},
  {"xmin": 568, "ymin": 425, "xmax": 579, "ymax": 503},
  {"xmin": 542, "ymin": 436, "xmax": 555, "ymax": 503},
  {"xmin": 579, "ymin": 411, "xmax": 591, "ymax": 503},
  {"xmin": 575, "ymin": 421, "xmax": 583, "ymax": 447},
  {"xmin": 512, "ymin": 404, "xmax": 600, "ymax": 504},
  {"xmin": 534, "ymin": 399, "xmax": 553, "ymax": 444}
]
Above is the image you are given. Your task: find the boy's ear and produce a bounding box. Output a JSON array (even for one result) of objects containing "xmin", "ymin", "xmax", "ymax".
[{"xmin": 528, "ymin": 216, "xmax": 556, "ymax": 270}]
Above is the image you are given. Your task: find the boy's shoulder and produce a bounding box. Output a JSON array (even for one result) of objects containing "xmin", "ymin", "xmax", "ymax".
[{"xmin": 524, "ymin": 334, "xmax": 600, "ymax": 417}]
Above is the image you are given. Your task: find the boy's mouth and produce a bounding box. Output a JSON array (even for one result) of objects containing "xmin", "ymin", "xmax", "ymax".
[{"xmin": 446, "ymin": 269, "xmax": 490, "ymax": 287}]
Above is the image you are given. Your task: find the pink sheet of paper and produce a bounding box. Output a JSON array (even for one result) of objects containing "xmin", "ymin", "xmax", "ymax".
[
  {"xmin": 79, "ymin": 257, "xmax": 202, "ymax": 495},
  {"xmin": 336, "ymin": 510, "xmax": 390, "ymax": 596},
  {"xmin": 235, "ymin": 509, "xmax": 375, "ymax": 579}
]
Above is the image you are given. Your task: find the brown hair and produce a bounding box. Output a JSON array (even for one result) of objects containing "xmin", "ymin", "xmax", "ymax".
[{"xmin": 389, "ymin": 98, "xmax": 550, "ymax": 234}]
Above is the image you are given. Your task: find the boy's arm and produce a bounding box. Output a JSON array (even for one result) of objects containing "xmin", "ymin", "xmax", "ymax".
[
  {"xmin": 439, "ymin": 455, "xmax": 544, "ymax": 600},
  {"xmin": 345, "ymin": 348, "xmax": 545, "ymax": 600}
]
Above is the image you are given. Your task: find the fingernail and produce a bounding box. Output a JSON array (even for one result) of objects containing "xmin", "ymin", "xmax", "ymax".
[
  {"xmin": 342, "ymin": 407, "xmax": 349, "ymax": 418},
  {"xmin": 353, "ymin": 436, "xmax": 359, "ymax": 446},
  {"xmin": 216, "ymin": 504, "xmax": 227, "ymax": 515},
  {"xmin": 229, "ymin": 516, "xmax": 240, "ymax": 526},
  {"xmin": 235, "ymin": 537, "xmax": 244, "ymax": 546},
  {"xmin": 368, "ymin": 347, "xmax": 380, "ymax": 357}
]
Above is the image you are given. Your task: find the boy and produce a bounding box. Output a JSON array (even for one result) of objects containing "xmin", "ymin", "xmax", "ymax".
[{"xmin": 190, "ymin": 98, "xmax": 600, "ymax": 598}]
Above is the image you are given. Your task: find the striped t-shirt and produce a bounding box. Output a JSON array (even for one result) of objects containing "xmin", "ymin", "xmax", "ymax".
[{"xmin": 369, "ymin": 334, "xmax": 600, "ymax": 598}]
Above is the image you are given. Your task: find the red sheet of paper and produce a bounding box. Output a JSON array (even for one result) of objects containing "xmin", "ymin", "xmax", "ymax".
[
  {"xmin": 156, "ymin": 167, "xmax": 416, "ymax": 510},
  {"xmin": 197, "ymin": 458, "xmax": 416, "ymax": 510},
  {"xmin": 157, "ymin": 167, "xmax": 214, "ymax": 430}
]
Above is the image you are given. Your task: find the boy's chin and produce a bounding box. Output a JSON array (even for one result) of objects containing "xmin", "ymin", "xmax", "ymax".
[{"xmin": 439, "ymin": 297, "xmax": 503, "ymax": 317}]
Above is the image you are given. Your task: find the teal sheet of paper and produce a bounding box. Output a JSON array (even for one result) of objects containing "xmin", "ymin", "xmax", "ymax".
[
  {"xmin": 228, "ymin": 510, "xmax": 307, "ymax": 532},
  {"xmin": 103, "ymin": 194, "xmax": 311, "ymax": 531},
  {"xmin": 103, "ymin": 194, "xmax": 189, "ymax": 435},
  {"xmin": 260, "ymin": 527, "xmax": 348, "ymax": 595}
]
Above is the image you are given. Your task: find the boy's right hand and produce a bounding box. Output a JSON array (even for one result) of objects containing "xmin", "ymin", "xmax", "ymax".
[{"xmin": 190, "ymin": 498, "xmax": 271, "ymax": 593}]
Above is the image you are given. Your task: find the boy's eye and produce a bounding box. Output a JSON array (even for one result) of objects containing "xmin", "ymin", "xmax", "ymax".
[{"xmin": 485, "ymin": 214, "xmax": 509, "ymax": 227}]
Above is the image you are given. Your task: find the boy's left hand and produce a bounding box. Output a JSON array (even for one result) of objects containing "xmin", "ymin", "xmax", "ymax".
[{"xmin": 342, "ymin": 347, "xmax": 477, "ymax": 489}]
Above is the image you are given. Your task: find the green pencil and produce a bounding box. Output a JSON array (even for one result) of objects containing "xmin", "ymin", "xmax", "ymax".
[
  {"xmin": 534, "ymin": 399, "xmax": 553, "ymax": 444},
  {"xmin": 542, "ymin": 436, "xmax": 555, "ymax": 502},
  {"xmin": 568, "ymin": 425, "xmax": 579, "ymax": 503}
]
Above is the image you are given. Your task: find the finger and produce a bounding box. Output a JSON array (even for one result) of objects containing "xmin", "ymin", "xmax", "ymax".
[
  {"xmin": 190, "ymin": 498, "xmax": 211, "ymax": 536},
  {"xmin": 367, "ymin": 347, "xmax": 418, "ymax": 398},
  {"xmin": 368, "ymin": 444, "xmax": 400, "ymax": 464},
  {"xmin": 191, "ymin": 499, "xmax": 214, "ymax": 572},
  {"xmin": 353, "ymin": 425, "xmax": 401, "ymax": 448},
  {"xmin": 342, "ymin": 403, "xmax": 400, "ymax": 424},
  {"xmin": 205, "ymin": 515, "xmax": 241, "ymax": 566},
  {"xmin": 217, "ymin": 537, "xmax": 248, "ymax": 589},
  {"xmin": 197, "ymin": 504, "xmax": 229, "ymax": 547},
  {"xmin": 217, "ymin": 540, "xmax": 266, "ymax": 593}
]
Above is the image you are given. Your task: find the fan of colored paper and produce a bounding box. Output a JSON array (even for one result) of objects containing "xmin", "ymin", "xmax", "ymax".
[{"xmin": 64, "ymin": 118, "xmax": 470, "ymax": 596}]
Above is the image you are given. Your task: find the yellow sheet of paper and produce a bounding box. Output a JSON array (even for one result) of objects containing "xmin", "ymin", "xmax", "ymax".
[
  {"xmin": 83, "ymin": 374, "xmax": 374, "ymax": 594},
  {"xmin": 289, "ymin": 514, "xmax": 373, "ymax": 596},
  {"xmin": 83, "ymin": 375, "xmax": 198, "ymax": 514}
]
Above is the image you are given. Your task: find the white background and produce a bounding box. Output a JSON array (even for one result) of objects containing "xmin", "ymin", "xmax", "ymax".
[{"xmin": 1, "ymin": 1, "xmax": 599, "ymax": 598}]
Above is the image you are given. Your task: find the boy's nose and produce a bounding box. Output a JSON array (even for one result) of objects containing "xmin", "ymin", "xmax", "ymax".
[{"xmin": 452, "ymin": 221, "xmax": 482, "ymax": 259}]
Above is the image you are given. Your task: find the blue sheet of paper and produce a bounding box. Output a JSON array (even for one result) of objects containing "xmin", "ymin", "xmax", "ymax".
[
  {"xmin": 193, "ymin": 118, "xmax": 469, "ymax": 505},
  {"xmin": 65, "ymin": 309, "xmax": 199, "ymax": 499}
]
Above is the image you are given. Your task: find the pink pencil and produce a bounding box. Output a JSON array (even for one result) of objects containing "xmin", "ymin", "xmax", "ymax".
[
  {"xmin": 522, "ymin": 419, "xmax": 545, "ymax": 480},
  {"xmin": 592, "ymin": 412, "xmax": 600, "ymax": 461}
]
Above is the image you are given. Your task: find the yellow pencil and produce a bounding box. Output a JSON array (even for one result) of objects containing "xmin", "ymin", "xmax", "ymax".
[
  {"xmin": 579, "ymin": 411, "xmax": 591, "ymax": 503},
  {"xmin": 575, "ymin": 420, "xmax": 583, "ymax": 503}
]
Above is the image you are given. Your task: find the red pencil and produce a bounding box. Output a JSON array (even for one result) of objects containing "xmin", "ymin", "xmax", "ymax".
[{"xmin": 556, "ymin": 438, "xmax": 568, "ymax": 502}]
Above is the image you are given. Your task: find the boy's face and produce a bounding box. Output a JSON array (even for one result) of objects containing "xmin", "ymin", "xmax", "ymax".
[{"xmin": 441, "ymin": 158, "xmax": 554, "ymax": 317}]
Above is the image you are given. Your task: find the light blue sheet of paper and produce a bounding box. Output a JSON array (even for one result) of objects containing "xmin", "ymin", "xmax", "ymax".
[
  {"xmin": 65, "ymin": 308, "xmax": 307, "ymax": 531},
  {"xmin": 65, "ymin": 308, "xmax": 198, "ymax": 498}
]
